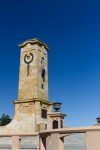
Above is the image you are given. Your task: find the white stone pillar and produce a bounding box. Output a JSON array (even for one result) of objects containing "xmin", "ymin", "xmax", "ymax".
[
  {"xmin": 86, "ymin": 130, "xmax": 100, "ymax": 150},
  {"xmin": 50, "ymin": 133, "xmax": 64, "ymax": 150},
  {"xmin": 12, "ymin": 136, "xmax": 21, "ymax": 150},
  {"xmin": 58, "ymin": 117, "xmax": 61, "ymax": 128},
  {"xmin": 39, "ymin": 136, "xmax": 46, "ymax": 150},
  {"xmin": 46, "ymin": 135, "xmax": 51, "ymax": 150}
]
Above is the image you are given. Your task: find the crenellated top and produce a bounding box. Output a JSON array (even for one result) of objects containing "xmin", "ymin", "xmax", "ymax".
[{"xmin": 18, "ymin": 38, "xmax": 48, "ymax": 50}]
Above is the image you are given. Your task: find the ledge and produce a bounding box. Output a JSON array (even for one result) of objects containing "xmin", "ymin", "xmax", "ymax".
[
  {"xmin": 18, "ymin": 38, "xmax": 48, "ymax": 50},
  {"xmin": 14, "ymin": 98, "xmax": 52, "ymax": 105},
  {"xmin": 47, "ymin": 112, "xmax": 67, "ymax": 117}
]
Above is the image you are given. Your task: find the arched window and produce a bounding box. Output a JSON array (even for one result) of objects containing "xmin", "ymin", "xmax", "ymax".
[{"xmin": 53, "ymin": 120, "xmax": 58, "ymax": 129}]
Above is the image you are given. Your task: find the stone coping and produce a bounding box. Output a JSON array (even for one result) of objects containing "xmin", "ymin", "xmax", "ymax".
[
  {"xmin": 47, "ymin": 112, "xmax": 67, "ymax": 117},
  {"xmin": 39, "ymin": 126, "xmax": 100, "ymax": 135},
  {"xmin": 1, "ymin": 126, "xmax": 100, "ymax": 136},
  {"xmin": 14, "ymin": 98, "xmax": 52, "ymax": 105},
  {"xmin": 0, "ymin": 133, "xmax": 38, "ymax": 137},
  {"xmin": 18, "ymin": 38, "xmax": 48, "ymax": 50}
]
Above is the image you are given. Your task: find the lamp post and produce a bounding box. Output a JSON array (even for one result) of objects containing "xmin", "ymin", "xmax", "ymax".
[
  {"xmin": 53, "ymin": 102, "xmax": 62, "ymax": 112},
  {"xmin": 96, "ymin": 117, "xmax": 100, "ymax": 125}
]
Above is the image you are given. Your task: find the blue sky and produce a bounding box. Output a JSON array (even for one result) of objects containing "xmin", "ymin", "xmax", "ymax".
[{"xmin": 0, "ymin": 0, "xmax": 100, "ymax": 127}]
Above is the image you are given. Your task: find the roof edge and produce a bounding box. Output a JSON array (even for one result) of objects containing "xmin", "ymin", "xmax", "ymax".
[{"xmin": 18, "ymin": 38, "xmax": 49, "ymax": 50}]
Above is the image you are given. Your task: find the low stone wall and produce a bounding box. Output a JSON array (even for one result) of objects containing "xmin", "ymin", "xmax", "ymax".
[{"xmin": 0, "ymin": 134, "xmax": 87, "ymax": 150}]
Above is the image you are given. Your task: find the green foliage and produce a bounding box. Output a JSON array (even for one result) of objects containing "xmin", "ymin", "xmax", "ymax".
[{"xmin": 0, "ymin": 114, "xmax": 12, "ymax": 126}]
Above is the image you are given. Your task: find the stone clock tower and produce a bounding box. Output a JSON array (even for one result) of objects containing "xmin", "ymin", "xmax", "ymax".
[
  {"xmin": 18, "ymin": 39, "xmax": 48, "ymax": 100},
  {"xmin": 13, "ymin": 39, "xmax": 52, "ymax": 133},
  {"xmin": 0, "ymin": 38, "xmax": 65, "ymax": 135}
]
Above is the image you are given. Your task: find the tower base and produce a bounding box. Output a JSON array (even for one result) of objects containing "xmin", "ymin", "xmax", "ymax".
[{"xmin": 0, "ymin": 98, "xmax": 52, "ymax": 135}]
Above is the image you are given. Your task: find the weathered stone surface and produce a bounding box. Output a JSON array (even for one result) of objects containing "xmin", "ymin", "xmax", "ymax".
[
  {"xmin": 0, "ymin": 39, "xmax": 52, "ymax": 134},
  {"xmin": 18, "ymin": 43, "xmax": 48, "ymax": 101}
]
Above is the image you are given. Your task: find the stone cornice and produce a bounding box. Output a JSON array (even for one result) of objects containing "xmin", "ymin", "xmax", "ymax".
[
  {"xmin": 47, "ymin": 112, "xmax": 67, "ymax": 117},
  {"xmin": 18, "ymin": 38, "xmax": 48, "ymax": 50},
  {"xmin": 14, "ymin": 98, "xmax": 52, "ymax": 105}
]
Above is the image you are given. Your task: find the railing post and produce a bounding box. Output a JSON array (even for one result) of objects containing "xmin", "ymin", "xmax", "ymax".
[
  {"xmin": 37, "ymin": 135, "xmax": 39, "ymax": 150},
  {"xmin": 50, "ymin": 133, "xmax": 64, "ymax": 150},
  {"xmin": 12, "ymin": 136, "xmax": 21, "ymax": 150},
  {"xmin": 59, "ymin": 137, "xmax": 64, "ymax": 150},
  {"xmin": 46, "ymin": 134, "xmax": 51, "ymax": 150},
  {"xmin": 86, "ymin": 130, "xmax": 100, "ymax": 150},
  {"xmin": 39, "ymin": 135, "xmax": 46, "ymax": 150}
]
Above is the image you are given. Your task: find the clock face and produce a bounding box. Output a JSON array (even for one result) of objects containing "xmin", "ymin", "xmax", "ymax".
[
  {"xmin": 24, "ymin": 53, "xmax": 34, "ymax": 76},
  {"xmin": 24, "ymin": 53, "xmax": 34, "ymax": 64}
]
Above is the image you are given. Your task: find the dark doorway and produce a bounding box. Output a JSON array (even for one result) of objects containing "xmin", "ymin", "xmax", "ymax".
[{"xmin": 53, "ymin": 120, "xmax": 58, "ymax": 129}]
